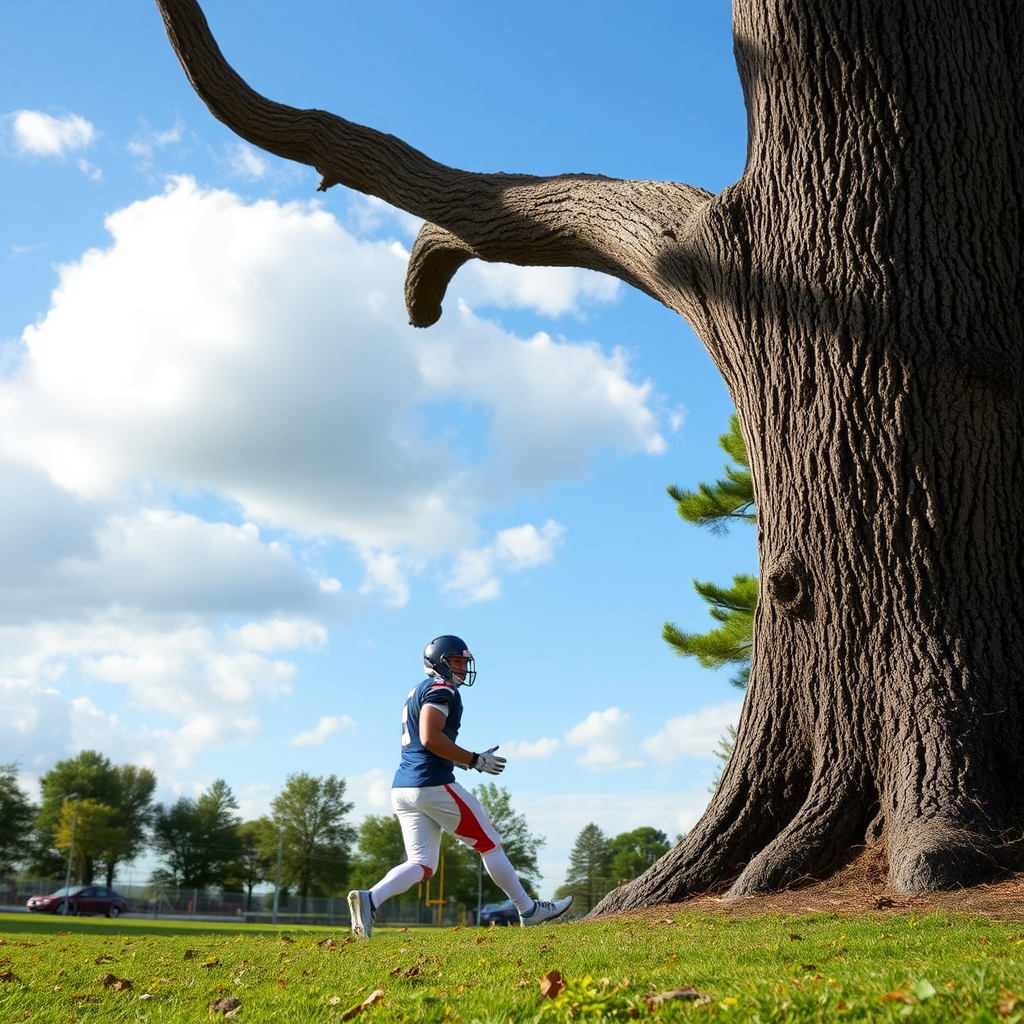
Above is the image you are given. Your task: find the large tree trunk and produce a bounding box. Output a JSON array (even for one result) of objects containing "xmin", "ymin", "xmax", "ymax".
[
  {"xmin": 154, "ymin": 0, "xmax": 1024, "ymax": 904},
  {"xmin": 597, "ymin": 0, "xmax": 1024, "ymax": 910}
]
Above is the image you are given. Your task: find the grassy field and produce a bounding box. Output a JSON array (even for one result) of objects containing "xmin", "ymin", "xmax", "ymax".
[{"xmin": 2, "ymin": 910, "xmax": 1024, "ymax": 1022}]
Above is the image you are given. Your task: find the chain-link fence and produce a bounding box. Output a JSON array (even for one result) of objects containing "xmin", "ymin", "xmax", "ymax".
[{"xmin": 2, "ymin": 878, "xmax": 467, "ymax": 927}]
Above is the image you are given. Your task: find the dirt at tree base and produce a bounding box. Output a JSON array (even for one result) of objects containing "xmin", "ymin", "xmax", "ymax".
[{"xmin": 603, "ymin": 847, "xmax": 1024, "ymax": 922}]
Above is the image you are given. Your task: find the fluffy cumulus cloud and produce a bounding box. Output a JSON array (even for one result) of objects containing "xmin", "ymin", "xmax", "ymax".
[
  {"xmin": 443, "ymin": 520, "xmax": 566, "ymax": 603},
  {"xmin": 6, "ymin": 110, "xmax": 96, "ymax": 158},
  {"xmin": 501, "ymin": 737, "xmax": 561, "ymax": 760},
  {"xmin": 288, "ymin": 714, "xmax": 357, "ymax": 746},
  {"xmin": 642, "ymin": 699, "xmax": 745, "ymax": 766},
  {"xmin": 565, "ymin": 706, "xmax": 643, "ymax": 771},
  {"xmin": 0, "ymin": 178, "xmax": 666, "ymax": 780},
  {"xmin": 0, "ymin": 617, "xmax": 326, "ymax": 775},
  {"xmin": 0, "ymin": 176, "xmax": 663, "ymax": 583}
]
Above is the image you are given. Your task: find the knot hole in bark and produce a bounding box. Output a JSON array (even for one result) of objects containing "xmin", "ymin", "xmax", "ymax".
[{"xmin": 767, "ymin": 555, "xmax": 813, "ymax": 620}]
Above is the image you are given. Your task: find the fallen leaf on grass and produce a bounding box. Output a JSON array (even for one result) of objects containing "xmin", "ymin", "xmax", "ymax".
[
  {"xmin": 98, "ymin": 974, "xmax": 117, "ymax": 987},
  {"xmin": 540, "ymin": 971, "xmax": 566, "ymax": 999},
  {"xmin": 209, "ymin": 996, "xmax": 242, "ymax": 1016},
  {"xmin": 0, "ymin": 970, "xmax": 17, "ymax": 982},
  {"xmin": 643, "ymin": 988, "xmax": 701, "ymax": 1008},
  {"xmin": 997, "ymin": 990, "xmax": 1019, "ymax": 1017},
  {"xmin": 113, "ymin": 979, "xmax": 133, "ymax": 992},
  {"xmin": 139, "ymin": 993, "xmax": 156, "ymax": 1001},
  {"xmin": 879, "ymin": 991, "xmax": 916, "ymax": 1004},
  {"xmin": 201, "ymin": 958, "xmax": 221, "ymax": 968},
  {"xmin": 657, "ymin": 918, "xmax": 674, "ymax": 925},
  {"xmin": 183, "ymin": 949, "xmax": 197, "ymax": 959},
  {"xmin": 277, "ymin": 936, "xmax": 295, "ymax": 944},
  {"xmin": 340, "ymin": 988, "xmax": 384, "ymax": 1021},
  {"xmin": 400, "ymin": 927, "xmax": 408, "ymax": 932},
  {"xmin": 56, "ymin": 931, "xmax": 69, "ymax": 937},
  {"xmin": 318, "ymin": 938, "xmax": 338, "ymax": 949},
  {"xmin": 277, "ymin": 978, "xmax": 286, "ymax": 988},
  {"xmin": 788, "ymin": 933, "xmax": 803, "ymax": 942},
  {"xmin": 94, "ymin": 954, "xmax": 116, "ymax": 964},
  {"xmin": 390, "ymin": 966, "xmax": 419, "ymax": 978}
]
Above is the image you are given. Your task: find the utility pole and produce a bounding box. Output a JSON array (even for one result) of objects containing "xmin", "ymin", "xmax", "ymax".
[
  {"xmin": 62, "ymin": 794, "xmax": 80, "ymax": 915},
  {"xmin": 271, "ymin": 825, "xmax": 284, "ymax": 925}
]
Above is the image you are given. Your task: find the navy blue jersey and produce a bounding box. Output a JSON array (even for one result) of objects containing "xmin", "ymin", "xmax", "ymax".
[{"xmin": 392, "ymin": 677, "xmax": 464, "ymax": 788}]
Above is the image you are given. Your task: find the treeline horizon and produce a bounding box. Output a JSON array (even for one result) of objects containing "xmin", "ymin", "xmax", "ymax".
[{"xmin": 0, "ymin": 754, "xmax": 672, "ymax": 912}]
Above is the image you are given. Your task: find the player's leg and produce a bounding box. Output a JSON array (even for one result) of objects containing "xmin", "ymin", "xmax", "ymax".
[
  {"xmin": 348, "ymin": 788, "xmax": 442, "ymax": 938},
  {"xmin": 423, "ymin": 781, "xmax": 572, "ymax": 925}
]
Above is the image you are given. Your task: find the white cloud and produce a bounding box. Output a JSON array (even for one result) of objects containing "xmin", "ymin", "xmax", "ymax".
[
  {"xmin": 77, "ymin": 159, "xmax": 103, "ymax": 181},
  {"xmin": 127, "ymin": 120, "xmax": 184, "ymax": 160},
  {"xmin": 642, "ymin": 700, "xmax": 744, "ymax": 766},
  {"xmin": 501, "ymin": 737, "xmax": 560, "ymax": 760},
  {"xmin": 224, "ymin": 141, "xmax": 270, "ymax": 181},
  {"xmin": 565, "ymin": 707, "xmax": 642, "ymax": 771},
  {"xmin": 288, "ymin": 714, "xmax": 357, "ymax": 746},
  {"xmin": 444, "ymin": 520, "xmax": 566, "ymax": 604},
  {"xmin": 346, "ymin": 767, "xmax": 393, "ymax": 819},
  {"xmin": 456, "ymin": 262, "xmax": 622, "ymax": 318},
  {"xmin": 2, "ymin": 179, "xmax": 663, "ymax": 561},
  {"xmin": 0, "ymin": 614, "xmax": 326, "ymax": 773},
  {"xmin": 358, "ymin": 547, "xmax": 413, "ymax": 607},
  {"xmin": 0, "ymin": 460, "xmax": 343, "ymax": 624},
  {"xmin": 0, "ymin": 178, "xmax": 663, "ymax": 558},
  {"xmin": 7, "ymin": 110, "xmax": 96, "ymax": 158}
]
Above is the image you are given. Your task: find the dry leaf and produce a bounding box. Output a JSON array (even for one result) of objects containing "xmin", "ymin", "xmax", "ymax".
[
  {"xmin": 879, "ymin": 991, "xmax": 915, "ymax": 1004},
  {"xmin": 113, "ymin": 979, "xmax": 133, "ymax": 992},
  {"xmin": 56, "ymin": 931, "xmax": 69, "ymax": 937},
  {"xmin": 657, "ymin": 918, "xmax": 674, "ymax": 925},
  {"xmin": 997, "ymin": 990, "xmax": 1019, "ymax": 1017},
  {"xmin": 643, "ymin": 988, "xmax": 701, "ymax": 1008},
  {"xmin": 201, "ymin": 958, "xmax": 221, "ymax": 968},
  {"xmin": 540, "ymin": 971, "xmax": 566, "ymax": 999},
  {"xmin": 788, "ymin": 933, "xmax": 803, "ymax": 942},
  {"xmin": 139, "ymin": 993, "xmax": 156, "ymax": 1001},
  {"xmin": 183, "ymin": 949, "xmax": 197, "ymax": 960},
  {"xmin": 209, "ymin": 996, "xmax": 242, "ymax": 1015},
  {"xmin": 98, "ymin": 974, "xmax": 118, "ymax": 987},
  {"xmin": 339, "ymin": 988, "xmax": 384, "ymax": 1022},
  {"xmin": 318, "ymin": 938, "xmax": 337, "ymax": 949},
  {"xmin": 277, "ymin": 936, "xmax": 295, "ymax": 944},
  {"xmin": 94, "ymin": 954, "xmax": 116, "ymax": 964},
  {"xmin": 874, "ymin": 897, "xmax": 896, "ymax": 909},
  {"xmin": 389, "ymin": 966, "xmax": 419, "ymax": 978},
  {"xmin": 400, "ymin": 927, "xmax": 408, "ymax": 932},
  {"xmin": 0, "ymin": 970, "xmax": 17, "ymax": 983}
]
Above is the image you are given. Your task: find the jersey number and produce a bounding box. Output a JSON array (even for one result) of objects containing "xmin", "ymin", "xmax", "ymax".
[{"xmin": 401, "ymin": 689, "xmax": 415, "ymax": 747}]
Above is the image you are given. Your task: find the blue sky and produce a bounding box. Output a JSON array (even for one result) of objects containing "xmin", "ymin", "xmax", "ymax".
[{"xmin": 1, "ymin": 0, "xmax": 757, "ymax": 889}]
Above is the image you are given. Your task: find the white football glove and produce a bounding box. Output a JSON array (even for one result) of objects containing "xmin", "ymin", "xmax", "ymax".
[{"xmin": 472, "ymin": 746, "xmax": 505, "ymax": 775}]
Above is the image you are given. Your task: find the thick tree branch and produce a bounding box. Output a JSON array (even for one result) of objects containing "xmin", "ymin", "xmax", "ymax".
[{"xmin": 155, "ymin": 0, "xmax": 715, "ymax": 325}]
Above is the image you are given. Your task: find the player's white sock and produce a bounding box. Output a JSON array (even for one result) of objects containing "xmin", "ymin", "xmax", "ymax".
[
  {"xmin": 370, "ymin": 860, "xmax": 430, "ymax": 908},
  {"xmin": 480, "ymin": 846, "xmax": 533, "ymax": 914}
]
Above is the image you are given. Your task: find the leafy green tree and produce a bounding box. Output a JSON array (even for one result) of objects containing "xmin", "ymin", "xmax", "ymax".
[
  {"xmin": 473, "ymin": 783, "xmax": 545, "ymax": 900},
  {"xmin": 554, "ymin": 823, "xmax": 612, "ymax": 916},
  {"xmin": 0, "ymin": 763, "xmax": 36, "ymax": 875},
  {"xmin": 151, "ymin": 779, "xmax": 242, "ymax": 890},
  {"xmin": 227, "ymin": 821, "xmax": 276, "ymax": 910},
  {"xmin": 607, "ymin": 827, "xmax": 671, "ymax": 886},
  {"xmin": 33, "ymin": 752, "xmax": 156, "ymax": 884},
  {"xmin": 260, "ymin": 773, "xmax": 355, "ymax": 900},
  {"xmin": 54, "ymin": 799, "xmax": 125, "ymax": 885}
]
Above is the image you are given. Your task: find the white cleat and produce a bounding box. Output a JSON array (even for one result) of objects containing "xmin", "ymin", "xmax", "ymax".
[
  {"xmin": 347, "ymin": 889, "xmax": 374, "ymax": 939},
  {"xmin": 520, "ymin": 895, "xmax": 573, "ymax": 926}
]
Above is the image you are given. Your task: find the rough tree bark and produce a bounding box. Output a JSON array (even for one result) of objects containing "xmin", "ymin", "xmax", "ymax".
[{"xmin": 154, "ymin": 0, "xmax": 1024, "ymax": 905}]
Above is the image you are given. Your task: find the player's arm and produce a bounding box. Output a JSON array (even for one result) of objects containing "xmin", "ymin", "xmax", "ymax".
[
  {"xmin": 419, "ymin": 704, "xmax": 475, "ymax": 765},
  {"xmin": 419, "ymin": 705, "xmax": 505, "ymax": 773}
]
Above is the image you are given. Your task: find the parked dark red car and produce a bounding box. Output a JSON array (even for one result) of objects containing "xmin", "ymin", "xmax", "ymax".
[{"xmin": 26, "ymin": 885, "xmax": 128, "ymax": 917}]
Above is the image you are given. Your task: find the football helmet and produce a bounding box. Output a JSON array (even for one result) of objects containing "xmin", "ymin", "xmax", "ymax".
[{"xmin": 424, "ymin": 634, "xmax": 476, "ymax": 686}]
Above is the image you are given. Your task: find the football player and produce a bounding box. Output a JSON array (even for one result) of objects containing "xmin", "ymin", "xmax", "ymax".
[{"xmin": 347, "ymin": 634, "xmax": 573, "ymax": 937}]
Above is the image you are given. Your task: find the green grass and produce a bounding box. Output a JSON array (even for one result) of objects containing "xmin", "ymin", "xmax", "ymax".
[{"xmin": 2, "ymin": 910, "xmax": 1024, "ymax": 1022}]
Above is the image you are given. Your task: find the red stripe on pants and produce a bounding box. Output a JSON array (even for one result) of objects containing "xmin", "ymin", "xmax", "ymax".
[{"xmin": 443, "ymin": 784, "xmax": 497, "ymax": 852}]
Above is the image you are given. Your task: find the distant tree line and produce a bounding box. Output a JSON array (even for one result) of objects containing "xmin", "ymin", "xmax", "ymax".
[{"xmin": 1, "ymin": 756, "xmax": 671, "ymax": 915}]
